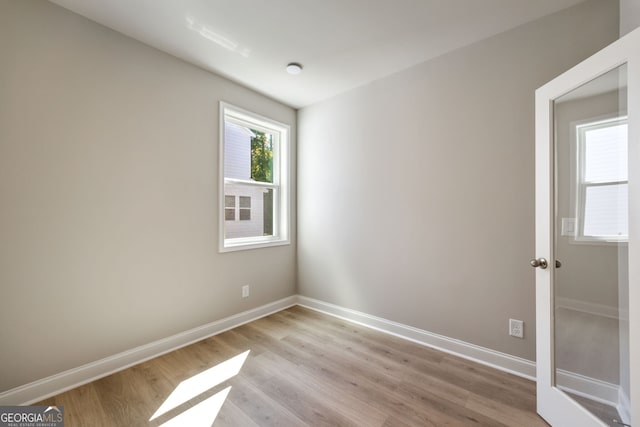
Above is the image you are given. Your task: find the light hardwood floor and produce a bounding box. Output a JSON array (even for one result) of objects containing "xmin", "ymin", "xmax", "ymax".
[{"xmin": 38, "ymin": 306, "xmax": 549, "ymax": 426}]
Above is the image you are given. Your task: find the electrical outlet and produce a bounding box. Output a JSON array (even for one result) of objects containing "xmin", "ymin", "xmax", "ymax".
[
  {"xmin": 242, "ymin": 285, "xmax": 250, "ymax": 298},
  {"xmin": 509, "ymin": 319, "xmax": 524, "ymax": 338}
]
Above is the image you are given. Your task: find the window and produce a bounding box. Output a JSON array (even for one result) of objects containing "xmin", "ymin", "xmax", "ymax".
[
  {"xmin": 225, "ymin": 195, "xmax": 236, "ymax": 220},
  {"xmin": 224, "ymin": 195, "xmax": 251, "ymax": 221},
  {"xmin": 219, "ymin": 103, "xmax": 290, "ymax": 251},
  {"xmin": 239, "ymin": 196, "xmax": 251, "ymax": 221},
  {"xmin": 575, "ymin": 117, "xmax": 628, "ymax": 242}
]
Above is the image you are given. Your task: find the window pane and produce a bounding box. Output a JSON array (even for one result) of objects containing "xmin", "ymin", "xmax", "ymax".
[
  {"xmin": 239, "ymin": 196, "xmax": 251, "ymax": 208},
  {"xmin": 224, "ymin": 122, "xmax": 252, "ymax": 180},
  {"xmin": 224, "ymin": 182, "xmax": 274, "ymax": 239},
  {"xmin": 225, "ymin": 208, "xmax": 235, "ymax": 221},
  {"xmin": 225, "ymin": 195, "xmax": 235, "ymax": 208},
  {"xmin": 584, "ymin": 123, "xmax": 628, "ymax": 183},
  {"xmin": 224, "ymin": 121, "xmax": 275, "ymax": 184},
  {"xmin": 263, "ymin": 188, "xmax": 274, "ymax": 236},
  {"xmin": 250, "ymin": 130, "xmax": 274, "ymax": 183},
  {"xmin": 239, "ymin": 208, "xmax": 251, "ymax": 221},
  {"xmin": 583, "ymin": 183, "xmax": 628, "ymax": 238}
]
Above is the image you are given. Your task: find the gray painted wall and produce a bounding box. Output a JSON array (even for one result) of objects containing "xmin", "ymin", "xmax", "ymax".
[
  {"xmin": 297, "ymin": 0, "xmax": 619, "ymax": 361},
  {"xmin": 621, "ymin": 0, "xmax": 640, "ymax": 35},
  {"xmin": 0, "ymin": 0, "xmax": 296, "ymax": 393}
]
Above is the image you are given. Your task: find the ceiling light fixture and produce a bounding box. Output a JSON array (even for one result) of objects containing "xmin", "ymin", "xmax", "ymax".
[{"xmin": 286, "ymin": 63, "xmax": 303, "ymax": 75}]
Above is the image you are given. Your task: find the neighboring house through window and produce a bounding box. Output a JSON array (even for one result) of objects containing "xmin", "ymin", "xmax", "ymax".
[{"xmin": 219, "ymin": 103, "xmax": 290, "ymax": 251}]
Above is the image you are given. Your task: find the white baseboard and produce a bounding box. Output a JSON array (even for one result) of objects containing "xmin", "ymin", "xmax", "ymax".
[
  {"xmin": 297, "ymin": 296, "xmax": 537, "ymax": 380},
  {"xmin": 556, "ymin": 369, "xmax": 620, "ymax": 407},
  {"xmin": 618, "ymin": 387, "xmax": 631, "ymax": 424},
  {"xmin": 556, "ymin": 297, "xmax": 625, "ymax": 320},
  {"xmin": 0, "ymin": 296, "xmax": 297, "ymax": 406}
]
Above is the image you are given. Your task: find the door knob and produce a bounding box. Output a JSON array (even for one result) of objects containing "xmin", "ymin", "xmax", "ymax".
[{"xmin": 530, "ymin": 258, "xmax": 548, "ymax": 269}]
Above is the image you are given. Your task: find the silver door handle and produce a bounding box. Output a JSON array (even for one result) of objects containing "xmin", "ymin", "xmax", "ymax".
[{"xmin": 530, "ymin": 258, "xmax": 548, "ymax": 269}]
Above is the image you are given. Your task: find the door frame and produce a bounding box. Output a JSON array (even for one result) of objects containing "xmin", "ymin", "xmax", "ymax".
[{"xmin": 535, "ymin": 27, "xmax": 640, "ymax": 426}]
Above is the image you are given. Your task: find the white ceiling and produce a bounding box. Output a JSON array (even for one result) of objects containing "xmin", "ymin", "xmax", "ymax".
[{"xmin": 49, "ymin": 0, "xmax": 588, "ymax": 109}]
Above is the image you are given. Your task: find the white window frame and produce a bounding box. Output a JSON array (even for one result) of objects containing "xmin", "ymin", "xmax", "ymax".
[
  {"xmin": 572, "ymin": 115, "xmax": 628, "ymax": 244},
  {"xmin": 219, "ymin": 102, "xmax": 290, "ymax": 252}
]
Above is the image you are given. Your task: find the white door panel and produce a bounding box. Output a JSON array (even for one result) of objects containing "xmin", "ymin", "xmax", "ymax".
[{"xmin": 535, "ymin": 27, "xmax": 640, "ymax": 427}]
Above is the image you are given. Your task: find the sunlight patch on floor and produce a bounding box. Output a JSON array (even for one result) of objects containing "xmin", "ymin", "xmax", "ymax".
[
  {"xmin": 150, "ymin": 350, "xmax": 250, "ymax": 422},
  {"xmin": 159, "ymin": 386, "xmax": 232, "ymax": 427}
]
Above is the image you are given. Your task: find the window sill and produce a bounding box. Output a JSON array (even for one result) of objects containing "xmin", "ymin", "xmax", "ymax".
[{"xmin": 220, "ymin": 238, "xmax": 290, "ymax": 253}]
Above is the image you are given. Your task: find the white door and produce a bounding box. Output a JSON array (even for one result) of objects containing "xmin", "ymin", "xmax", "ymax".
[{"xmin": 535, "ymin": 28, "xmax": 640, "ymax": 426}]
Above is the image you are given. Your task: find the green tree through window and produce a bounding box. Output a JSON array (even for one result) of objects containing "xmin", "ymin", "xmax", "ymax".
[{"xmin": 251, "ymin": 131, "xmax": 273, "ymax": 183}]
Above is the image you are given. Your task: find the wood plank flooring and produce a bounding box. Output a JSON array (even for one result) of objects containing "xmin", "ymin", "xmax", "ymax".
[{"xmin": 38, "ymin": 306, "xmax": 549, "ymax": 426}]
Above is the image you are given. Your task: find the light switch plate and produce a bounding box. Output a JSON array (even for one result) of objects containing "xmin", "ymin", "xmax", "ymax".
[{"xmin": 561, "ymin": 217, "xmax": 576, "ymax": 237}]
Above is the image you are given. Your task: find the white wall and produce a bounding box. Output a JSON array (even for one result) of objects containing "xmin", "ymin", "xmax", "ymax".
[
  {"xmin": 297, "ymin": 0, "xmax": 619, "ymax": 361},
  {"xmin": 0, "ymin": 0, "xmax": 296, "ymax": 393},
  {"xmin": 621, "ymin": 0, "xmax": 640, "ymax": 35}
]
